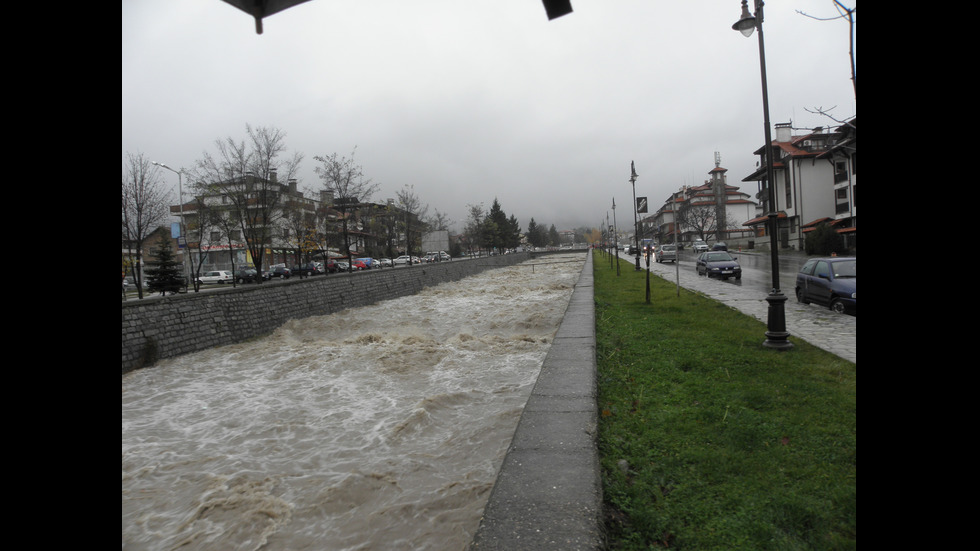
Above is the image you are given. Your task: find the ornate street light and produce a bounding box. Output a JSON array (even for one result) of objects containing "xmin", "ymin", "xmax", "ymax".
[
  {"xmin": 629, "ymin": 161, "xmax": 641, "ymax": 271},
  {"xmin": 732, "ymin": 0, "xmax": 792, "ymax": 350}
]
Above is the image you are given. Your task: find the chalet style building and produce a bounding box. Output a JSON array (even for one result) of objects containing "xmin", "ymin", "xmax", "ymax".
[
  {"xmin": 637, "ymin": 119, "xmax": 857, "ymax": 253},
  {"xmin": 642, "ymin": 153, "xmax": 758, "ymax": 245},
  {"xmin": 740, "ymin": 120, "xmax": 857, "ymax": 252}
]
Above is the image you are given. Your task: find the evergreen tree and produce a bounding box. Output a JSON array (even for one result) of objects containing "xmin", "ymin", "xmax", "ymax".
[
  {"xmin": 548, "ymin": 224, "xmax": 560, "ymax": 247},
  {"xmin": 804, "ymin": 222, "xmax": 845, "ymax": 256},
  {"xmin": 145, "ymin": 239, "xmax": 185, "ymax": 296},
  {"xmin": 507, "ymin": 214, "xmax": 522, "ymax": 249},
  {"xmin": 527, "ymin": 218, "xmax": 541, "ymax": 247}
]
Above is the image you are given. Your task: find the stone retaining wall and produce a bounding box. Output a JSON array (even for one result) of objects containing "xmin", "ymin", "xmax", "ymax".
[{"xmin": 122, "ymin": 253, "xmax": 538, "ymax": 373}]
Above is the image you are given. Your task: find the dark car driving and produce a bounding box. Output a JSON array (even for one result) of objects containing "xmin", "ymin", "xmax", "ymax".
[
  {"xmin": 235, "ymin": 268, "xmax": 260, "ymax": 283},
  {"xmin": 696, "ymin": 251, "xmax": 741, "ymax": 280},
  {"xmin": 795, "ymin": 257, "xmax": 856, "ymax": 314},
  {"xmin": 291, "ymin": 263, "xmax": 320, "ymax": 277},
  {"xmin": 270, "ymin": 264, "xmax": 291, "ymax": 279}
]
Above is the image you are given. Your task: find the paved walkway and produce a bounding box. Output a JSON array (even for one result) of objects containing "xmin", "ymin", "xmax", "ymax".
[{"xmin": 470, "ymin": 250, "xmax": 601, "ymax": 550}]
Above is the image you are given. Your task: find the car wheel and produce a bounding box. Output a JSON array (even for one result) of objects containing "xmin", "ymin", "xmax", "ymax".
[
  {"xmin": 830, "ymin": 298, "xmax": 846, "ymax": 314},
  {"xmin": 795, "ymin": 287, "xmax": 809, "ymax": 304}
]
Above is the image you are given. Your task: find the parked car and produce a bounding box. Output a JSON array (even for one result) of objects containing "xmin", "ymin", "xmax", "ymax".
[
  {"xmin": 795, "ymin": 257, "xmax": 856, "ymax": 314},
  {"xmin": 324, "ymin": 259, "xmax": 339, "ymax": 273},
  {"xmin": 394, "ymin": 255, "xmax": 411, "ymax": 265},
  {"xmin": 355, "ymin": 257, "xmax": 375, "ymax": 269},
  {"xmin": 655, "ymin": 244, "xmax": 677, "ymax": 263},
  {"xmin": 291, "ymin": 263, "xmax": 320, "ymax": 277},
  {"xmin": 335, "ymin": 261, "xmax": 350, "ymax": 272},
  {"xmin": 439, "ymin": 251, "xmax": 451, "ymax": 261},
  {"xmin": 628, "ymin": 245, "xmax": 639, "ymax": 255},
  {"xmin": 197, "ymin": 270, "xmax": 234, "ymax": 284},
  {"xmin": 711, "ymin": 242, "xmax": 728, "ymax": 251},
  {"xmin": 692, "ymin": 239, "xmax": 708, "ymax": 253},
  {"xmin": 270, "ymin": 264, "xmax": 291, "ymax": 279},
  {"xmin": 695, "ymin": 251, "xmax": 742, "ymax": 279},
  {"xmin": 235, "ymin": 268, "xmax": 260, "ymax": 283},
  {"xmin": 378, "ymin": 258, "xmax": 393, "ymax": 268},
  {"xmin": 351, "ymin": 259, "xmax": 369, "ymax": 270}
]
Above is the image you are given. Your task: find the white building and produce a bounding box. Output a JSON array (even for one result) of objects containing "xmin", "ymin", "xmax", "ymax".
[{"xmin": 739, "ymin": 121, "xmax": 856, "ymax": 252}]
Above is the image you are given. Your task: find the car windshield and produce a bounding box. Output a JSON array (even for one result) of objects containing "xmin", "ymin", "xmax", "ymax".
[
  {"xmin": 706, "ymin": 252, "xmax": 733, "ymax": 262},
  {"xmin": 832, "ymin": 260, "xmax": 856, "ymax": 278}
]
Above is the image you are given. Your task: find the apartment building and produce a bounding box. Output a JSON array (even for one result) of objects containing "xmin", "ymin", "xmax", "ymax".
[{"xmin": 739, "ymin": 120, "xmax": 856, "ymax": 252}]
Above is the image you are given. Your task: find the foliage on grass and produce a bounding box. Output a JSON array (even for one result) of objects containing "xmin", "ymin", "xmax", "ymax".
[{"xmin": 594, "ymin": 252, "xmax": 855, "ymax": 550}]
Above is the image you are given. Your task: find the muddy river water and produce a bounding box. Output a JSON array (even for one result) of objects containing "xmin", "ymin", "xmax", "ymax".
[{"xmin": 122, "ymin": 254, "xmax": 583, "ymax": 550}]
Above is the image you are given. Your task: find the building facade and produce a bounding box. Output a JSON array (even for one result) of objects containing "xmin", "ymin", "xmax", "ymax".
[
  {"xmin": 170, "ymin": 170, "xmax": 422, "ymax": 272},
  {"xmin": 643, "ymin": 154, "xmax": 758, "ymax": 246},
  {"xmin": 739, "ymin": 120, "xmax": 856, "ymax": 252}
]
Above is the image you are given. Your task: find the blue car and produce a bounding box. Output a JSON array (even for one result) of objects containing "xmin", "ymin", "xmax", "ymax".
[{"xmin": 795, "ymin": 257, "xmax": 856, "ymax": 314}]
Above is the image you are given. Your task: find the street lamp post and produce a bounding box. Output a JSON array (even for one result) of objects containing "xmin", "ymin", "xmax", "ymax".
[
  {"xmin": 733, "ymin": 0, "xmax": 792, "ymax": 350},
  {"xmin": 612, "ymin": 198, "xmax": 620, "ymax": 276},
  {"xmin": 630, "ymin": 161, "xmax": 640, "ymax": 271},
  {"xmin": 153, "ymin": 161, "xmax": 188, "ymax": 284}
]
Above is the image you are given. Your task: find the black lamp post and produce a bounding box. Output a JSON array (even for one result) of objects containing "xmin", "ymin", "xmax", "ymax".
[
  {"xmin": 733, "ymin": 0, "xmax": 792, "ymax": 350},
  {"xmin": 630, "ymin": 161, "xmax": 641, "ymax": 271}
]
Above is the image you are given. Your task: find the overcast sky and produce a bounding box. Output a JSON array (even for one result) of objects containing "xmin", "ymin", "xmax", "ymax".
[{"xmin": 122, "ymin": 0, "xmax": 855, "ymax": 233}]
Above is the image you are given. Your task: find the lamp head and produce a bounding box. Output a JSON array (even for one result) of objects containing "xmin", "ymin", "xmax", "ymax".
[{"xmin": 732, "ymin": 0, "xmax": 756, "ymax": 37}]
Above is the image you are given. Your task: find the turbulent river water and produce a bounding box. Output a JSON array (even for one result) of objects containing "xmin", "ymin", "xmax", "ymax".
[{"xmin": 122, "ymin": 254, "xmax": 583, "ymax": 551}]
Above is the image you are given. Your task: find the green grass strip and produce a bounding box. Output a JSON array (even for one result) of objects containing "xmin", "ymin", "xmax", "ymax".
[{"xmin": 594, "ymin": 252, "xmax": 855, "ymax": 550}]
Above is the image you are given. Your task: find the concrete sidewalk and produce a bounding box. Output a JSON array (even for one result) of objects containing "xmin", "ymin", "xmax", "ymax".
[{"xmin": 469, "ymin": 250, "xmax": 602, "ymax": 550}]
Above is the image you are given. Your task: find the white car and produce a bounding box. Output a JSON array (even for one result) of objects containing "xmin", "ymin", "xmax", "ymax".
[
  {"xmin": 197, "ymin": 270, "xmax": 234, "ymax": 284},
  {"xmin": 692, "ymin": 240, "xmax": 708, "ymax": 253},
  {"xmin": 394, "ymin": 255, "xmax": 411, "ymax": 265}
]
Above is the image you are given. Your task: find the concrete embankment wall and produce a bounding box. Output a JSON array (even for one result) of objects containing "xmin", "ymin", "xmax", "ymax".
[{"xmin": 122, "ymin": 253, "xmax": 543, "ymax": 373}]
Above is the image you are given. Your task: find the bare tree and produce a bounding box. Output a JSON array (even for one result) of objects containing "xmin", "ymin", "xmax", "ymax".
[
  {"xmin": 426, "ymin": 209, "xmax": 453, "ymax": 232},
  {"xmin": 314, "ymin": 148, "xmax": 380, "ymax": 270},
  {"xmin": 123, "ymin": 152, "xmax": 173, "ymax": 300},
  {"xmin": 281, "ymin": 192, "xmax": 319, "ymax": 277},
  {"xmin": 192, "ymin": 124, "xmax": 303, "ymax": 282},
  {"xmin": 462, "ymin": 203, "xmax": 486, "ymax": 256},
  {"xmin": 676, "ymin": 203, "xmax": 717, "ymax": 243},
  {"xmin": 189, "ymin": 196, "xmax": 223, "ymax": 290},
  {"xmin": 799, "ymin": 1, "xmax": 856, "ymax": 105},
  {"xmin": 396, "ymin": 184, "xmax": 429, "ymax": 265}
]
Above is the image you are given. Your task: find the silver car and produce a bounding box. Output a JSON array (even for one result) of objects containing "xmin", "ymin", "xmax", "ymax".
[{"xmin": 655, "ymin": 244, "xmax": 677, "ymax": 263}]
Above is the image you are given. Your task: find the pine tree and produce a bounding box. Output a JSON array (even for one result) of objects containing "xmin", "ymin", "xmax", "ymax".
[
  {"xmin": 804, "ymin": 222, "xmax": 845, "ymax": 256},
  {"xmin": 145, "ymin": 239, "xmax": 185, "ymax": 296}
]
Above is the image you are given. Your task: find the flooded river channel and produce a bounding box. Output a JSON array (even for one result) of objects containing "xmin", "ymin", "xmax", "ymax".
[{"xmin": 122, "ymin": 254, "xmax": 583, "ymax": 551}]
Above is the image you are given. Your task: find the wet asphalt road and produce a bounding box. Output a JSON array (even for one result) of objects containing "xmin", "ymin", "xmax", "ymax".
[{"xmin": 617, "ymin": 249, "xmax": 856, "ymax": 364}]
